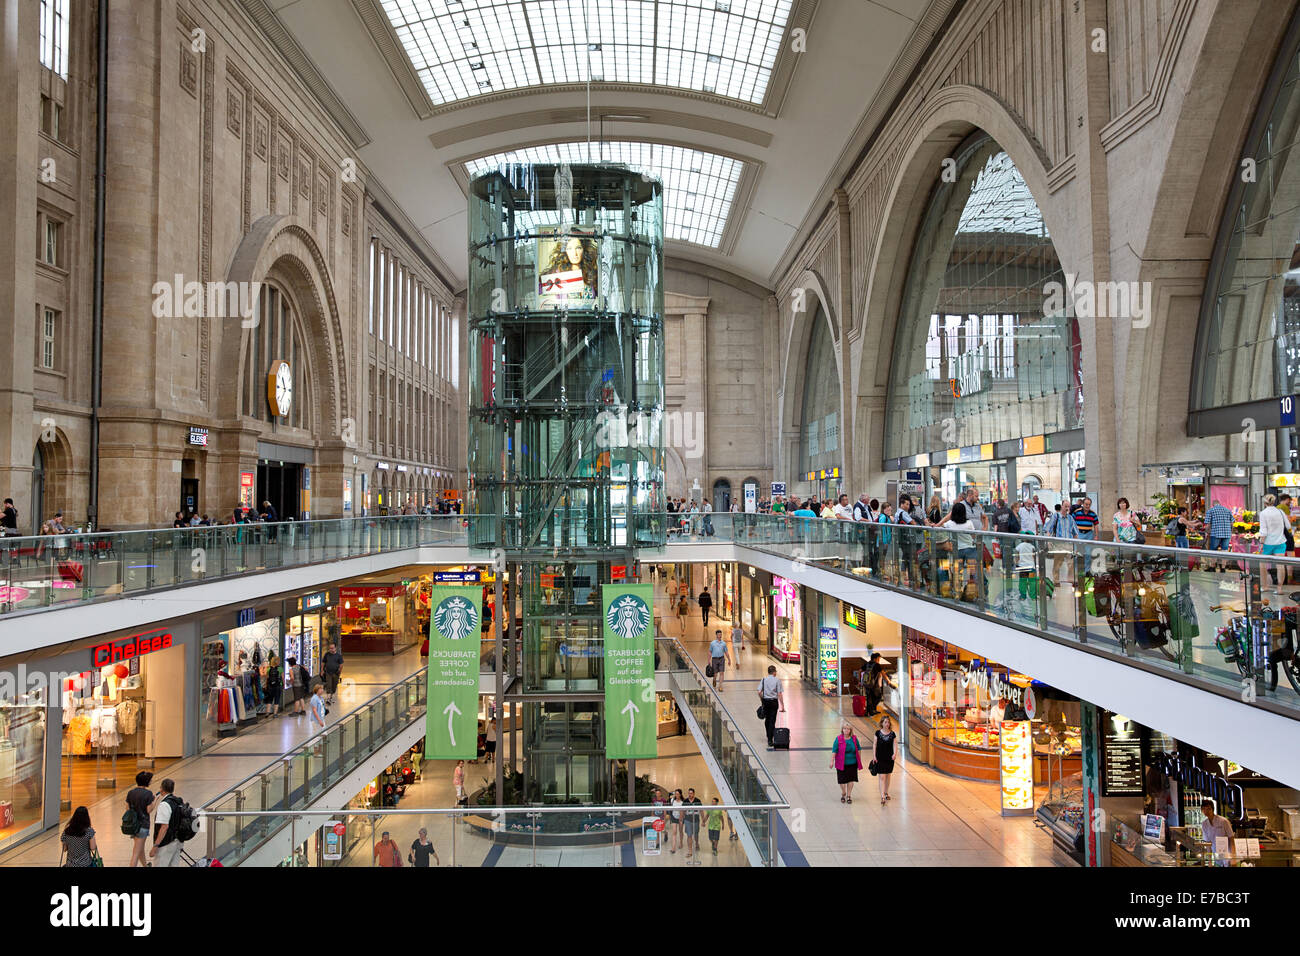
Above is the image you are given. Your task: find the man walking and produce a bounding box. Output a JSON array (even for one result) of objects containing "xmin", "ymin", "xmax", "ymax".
[
  {"xmin": 708, "ymin": 630, "xmax": 730, "ymax": 690},
  {"xmin": 149, "ymin": 778, "xmax": 186, "ymax": 868},
  {"xmin": 758, "ymin": 665, "xmax": 785, "ymax": 748},
  {"xmin": 373, "ymin": 830, "xmax": 403, "ymax": 867},
  {"xmin": 1204, "ymin": 499, "xmax": 1234, "ymax": 573},
  {"xmin": 698, "ymin": 585, "xmax": 713, "ymax": 626},
  {"xmin": 321, "ymin": 642, "xmax": 344, "ymax": 704}
]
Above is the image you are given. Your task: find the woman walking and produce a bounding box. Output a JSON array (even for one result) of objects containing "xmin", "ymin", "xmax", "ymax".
[
  {"xmin": 668, "ymin": 788, "xmax": 685, "ymax": 855},
  {"xmin": 829, "ymin": 722, "xmax": 863, "ymax": 803},
  {"xmin": 61, "ymin": 806, "xmax": 99, "ymax": 867},
  {"xmin": 286, "ymin": 656, "xmax": 307, "ymax": 715},
  {"xmin": 675, "ymin": 592, "xmax": 689, "ymax": 636},
  {"xmin": 874, "ymin": 714, "xmax": 898, "ymax": 805}
]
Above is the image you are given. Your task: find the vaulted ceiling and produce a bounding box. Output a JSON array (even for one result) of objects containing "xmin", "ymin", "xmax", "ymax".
[{"xmin": 251, "ymin": 0, "xmax": 953, "ymax": 290}]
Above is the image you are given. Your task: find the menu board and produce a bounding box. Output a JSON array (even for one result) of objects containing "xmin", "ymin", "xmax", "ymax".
[
  {"xmin": 1102, "ymin": 712, "xmax": 1144, "ymax": 796},
  {"xmin": 999, "ymin": 719, "xmax": 1034, "ymax": 815}
]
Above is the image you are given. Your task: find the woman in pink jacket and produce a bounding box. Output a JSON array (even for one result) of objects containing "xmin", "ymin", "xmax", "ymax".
[{"xmin": 830, "ymin": 722, "xmax": 864, "ymax": 803}]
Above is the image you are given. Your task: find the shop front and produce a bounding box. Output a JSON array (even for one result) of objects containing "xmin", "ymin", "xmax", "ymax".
[
  {"xmin": 340, "ymin": 584, "xmax": 420, "ymax": 655},
  {"xmin": 738, "ymin": 565, "xmax": 770, "ymax": 652},
  {"xmin": 799, "ymin": 588, "xmax": 841, "ymax": 689},
  {"xmin": 0, "ymin": 621, "xmax": 199, "ymax": 853},
  {"xmin": 199, "ymin": 588, "xmax": 340, "ymax": 750},
  {"xmin": 1093, "ymin": 719, "xmax": 1300, "ymax": 868}
]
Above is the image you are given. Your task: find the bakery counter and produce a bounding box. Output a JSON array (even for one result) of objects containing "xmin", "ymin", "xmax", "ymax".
[{"xmin": 930, "ymin": 733, "xmax": 1082, "ymax": 784}]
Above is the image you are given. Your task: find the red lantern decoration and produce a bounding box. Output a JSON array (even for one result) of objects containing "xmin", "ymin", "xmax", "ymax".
[
  {"xmin": 64, "ymin": 678, "xmax": 75, "ymax": 692},
  {"xmin": 114, "ymin": 663, "xmax": 129, "ymax": 680}
]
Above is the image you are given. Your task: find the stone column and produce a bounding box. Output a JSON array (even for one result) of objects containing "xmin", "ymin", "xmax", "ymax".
[
  {"xmin": 0, "ymin": 0, "xmax": 40, "ymax": 527},
  {"xmin": 834, "ymin": 190, "xmax": 855, "ymax": 495},
  {"xmin": 97, "ymin": 0, "xmax": 164, "ymax": 527},
  {"xmin": 1071, "ymin": 0, "xmax": 1119, "ymax": 531}
]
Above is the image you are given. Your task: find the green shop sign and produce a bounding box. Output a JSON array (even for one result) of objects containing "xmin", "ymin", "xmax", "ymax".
[
  {"xmin": 424, "ymin": 586, "xmax": 481, "ymax": 759},
  {"xmin": 602, "ymin": 583, "xmax": 657, "ymax": 760}
]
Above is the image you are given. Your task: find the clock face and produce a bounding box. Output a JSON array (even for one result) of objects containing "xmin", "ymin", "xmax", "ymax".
[{"xmin": 268, "ymin": 360, "xmax": 292, "ymax": 417}]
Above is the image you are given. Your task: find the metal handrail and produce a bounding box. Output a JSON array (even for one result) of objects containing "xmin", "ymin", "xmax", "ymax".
[
  {"xmin": 656, "ymin": 635, "xmax": 786, "ymax": 805},
  {"xmin": 201, "ymin": 668, "xmax": 429, "ymax": 811}
]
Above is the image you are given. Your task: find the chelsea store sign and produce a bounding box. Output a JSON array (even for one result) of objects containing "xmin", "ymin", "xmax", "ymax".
[{"xmin": 959, "ymin": 662, "xmax": 1034, "ymax": 716}]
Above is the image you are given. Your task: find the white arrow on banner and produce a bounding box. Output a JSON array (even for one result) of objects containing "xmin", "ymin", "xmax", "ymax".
[
  {"xmin": 621, "ymin": 699, "xmax": 639, "ymax": 747},
  {"xmin": 443, "ymin": 701, "xmax": 462, "ymax": 746}
]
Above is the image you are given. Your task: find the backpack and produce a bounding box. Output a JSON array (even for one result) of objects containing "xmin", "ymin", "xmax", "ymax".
[
  {"xmin": 121, "ymin": 808, "xmax": 141, "ymax": 836},
  {"xmin": 163, "ymin": 794, "xmax": 199, "ymax": 844}
]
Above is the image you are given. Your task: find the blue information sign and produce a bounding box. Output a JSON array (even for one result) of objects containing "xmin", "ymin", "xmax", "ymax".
[{"xmin": 1281, "ymin": 395, "xmax": 1296, "ymax": 427}]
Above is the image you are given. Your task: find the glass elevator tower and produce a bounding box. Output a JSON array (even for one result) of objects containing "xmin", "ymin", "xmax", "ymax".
[{"xmin": 467, "ymin": 164, "xmax": 665, "ymax": 803}]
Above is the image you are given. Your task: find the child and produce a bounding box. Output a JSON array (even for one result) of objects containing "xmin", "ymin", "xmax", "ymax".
[{"xmin": 707, "ymin": 797, "xmax": 724, "ymax": 855}]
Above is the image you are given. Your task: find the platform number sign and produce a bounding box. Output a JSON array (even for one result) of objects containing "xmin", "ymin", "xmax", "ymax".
[{"xmin": 1282, "ymin": 395, "xmax": 1296, "ymax": 428}]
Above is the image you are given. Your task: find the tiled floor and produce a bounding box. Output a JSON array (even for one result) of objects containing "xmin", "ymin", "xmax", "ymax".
[{"xmin": 650, "ymin": 570, "xmax": 1072, "ymax": 867}]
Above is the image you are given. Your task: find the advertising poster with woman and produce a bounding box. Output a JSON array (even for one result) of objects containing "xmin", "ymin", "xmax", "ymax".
[{"xmin": 538, "ymin": 230, "xmax": 598, "ymax": 308}]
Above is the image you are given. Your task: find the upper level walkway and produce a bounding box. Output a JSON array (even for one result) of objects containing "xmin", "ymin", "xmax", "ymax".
[{"xmin": 3, "ymin": 513, "xmax": 1298, "ymax": 789}]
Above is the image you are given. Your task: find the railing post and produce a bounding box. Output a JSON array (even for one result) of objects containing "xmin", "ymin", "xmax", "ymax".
[{"xmin": 768, "ymin": 808, "xmax": 778, "ymax": 867}]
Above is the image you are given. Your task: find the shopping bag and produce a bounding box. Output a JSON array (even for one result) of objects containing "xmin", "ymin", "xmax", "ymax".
[{"xmin": 58, "ymin": 560, "xmax": 84, "ymax": 583}]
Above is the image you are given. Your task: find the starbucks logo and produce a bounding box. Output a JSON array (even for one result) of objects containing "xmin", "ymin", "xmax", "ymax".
[
  {"xmin": 433, "ymin": 595, "xmax": 479, "ymax": 641},
  {"xmin": 605, "ymin": 594, "xmax": 651, "ymax": 640}
]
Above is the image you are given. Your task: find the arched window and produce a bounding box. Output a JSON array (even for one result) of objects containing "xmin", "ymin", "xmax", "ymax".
[
  {"xmin": 241, "ymin": 283, "xmax": 314, "ymax": 432},
  {"xmin": 799, "ymin": 305, "xmax": 839, "ymax": 475},
  {"xmin": 1193, "ymin": 19, "xmax": 1300, "ymax": 412},
  {"xmin": 884, "ymin": 134, "xmax": 1079, "ymax": 460}
]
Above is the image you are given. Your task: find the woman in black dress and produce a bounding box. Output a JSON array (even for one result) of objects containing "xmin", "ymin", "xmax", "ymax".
[{"xmin": 874, "ymin": 714, "xmax": 898, "ymax": 805}]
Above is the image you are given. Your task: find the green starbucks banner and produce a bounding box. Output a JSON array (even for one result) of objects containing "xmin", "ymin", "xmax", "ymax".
[
  {"xmin": 603, "ymin": 583, "xmax": 657, "ymax": 759},
  {"xmin": 424, "ymin": 586, "xmax": 481, "ymax": 759}
]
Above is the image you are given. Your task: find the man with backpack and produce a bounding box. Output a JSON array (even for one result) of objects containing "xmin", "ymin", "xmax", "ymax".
[{"xmin": 150, "ymin": 778, "xmax": 195, "ymax": 867}]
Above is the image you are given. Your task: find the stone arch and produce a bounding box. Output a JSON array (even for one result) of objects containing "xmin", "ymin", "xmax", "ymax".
[
  {"xmin": 31, "ymin": 428, "xmax": 74, "ymax": 529},
  {"xmin": 856, "ymin": 84, "xmax": 1071, "ymax": 398},
  {"xmin": 223, "ymin": 215, "xmax": 348, "ymax": 437},
  {"xmin": 850, "ymin": 85, "xmax": 1074, "ymax": 485}
]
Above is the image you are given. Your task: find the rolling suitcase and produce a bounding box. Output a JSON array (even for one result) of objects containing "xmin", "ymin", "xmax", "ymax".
[
  {"xmin": 852, "ymin": 695, "xmax": 868, "ymax": 717},
  {"xmin": 772, "ymin": 727, "xmax": 790, "ymax": 750}
]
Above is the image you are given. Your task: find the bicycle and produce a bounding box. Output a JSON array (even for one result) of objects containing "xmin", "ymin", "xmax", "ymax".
[{"xmin": 1212, "ymin": 594, "xmax": 1300, "ymax": 694}]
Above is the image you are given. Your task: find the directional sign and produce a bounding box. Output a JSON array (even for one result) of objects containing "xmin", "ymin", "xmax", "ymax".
[
  {"xmin": 602, "ymin": 583, "xmax": 657, "ymax": 759},
  {"xmin": 424, "ymin": 586, "xmax": 481, "ymax": 759}
]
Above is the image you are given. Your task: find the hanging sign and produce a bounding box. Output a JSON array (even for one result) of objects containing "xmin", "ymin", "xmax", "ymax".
[
  {"xmin": 602, "ymin": 583, "xmax": 657, "ymax": 759},
  {"xmin": 423, "ymin": 586, "xmax": 482, "ymax": 759}
]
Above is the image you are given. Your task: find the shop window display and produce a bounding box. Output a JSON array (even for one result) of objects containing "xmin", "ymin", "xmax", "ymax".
[
  {"xmin": 772, "ymin": 576, "xmax": 801, "ymax": 662},
  {"xmin": 0, "ymin": 692, "xmax": 45, "ymax": 852},
  {"xmin": 201, "ymin": 619, "xmax": 281, "ymax": 748}
]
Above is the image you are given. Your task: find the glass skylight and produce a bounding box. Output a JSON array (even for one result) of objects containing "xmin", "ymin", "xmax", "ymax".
[
  {"xmin": 465, "ymin": 141, "xmax": 744, "ymax": 247},
  {"xmin": 380, "ymin": 0, "xmax": 794, "ymax": 107},
  {"xmin": 955, "ymin": 151, "xmax": 1050, "ymax": 237}
]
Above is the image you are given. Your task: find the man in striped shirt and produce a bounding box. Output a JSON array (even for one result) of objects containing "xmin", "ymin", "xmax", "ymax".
[{"xmin": 1071, "ymin": 498, "xmax": 1098, "ymax": 539}]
